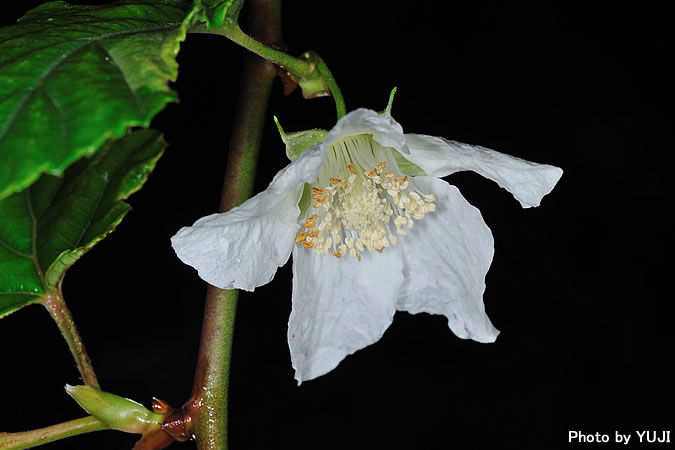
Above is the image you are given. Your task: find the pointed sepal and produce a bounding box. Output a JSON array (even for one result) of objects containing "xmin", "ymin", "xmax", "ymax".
[{"xmin": 274, "ymin": 116, "xmax": 327, "ymax": 161}]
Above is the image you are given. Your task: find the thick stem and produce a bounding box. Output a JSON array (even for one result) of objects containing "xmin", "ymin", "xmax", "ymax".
[
  {"xmin": 0, "ymin": 416, "xmax": 108, "ymax": 449},
  {"xmin": 41, "ymin": 290, "xmax": 99, "ymax": 388},
  {"xmin": 187, "ymin": 1, "xmax": 281, "ymax": 449}
]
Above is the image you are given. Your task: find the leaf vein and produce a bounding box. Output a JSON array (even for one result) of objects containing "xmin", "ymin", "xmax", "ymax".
[
  {"xmin": 92, "ymin": 41, "xmax": 144, "ymax": 112},
  {"xmin": 0, "ymin": 235, "xmax": 32, "ymax": 258},
  {"xmin": 0, "ymin": 22, "xmax": 180, "ymax": 149},
  {"xmin": 24, "ymin": 187, "xmax": 46, "ymax": 287},
  {"xmin": 0, "ymin": 291, "xmax": 42, "ymax": 295},
  {"xmin": 42, "ymin": 87, "xmax": 69, "ymax": 152}
]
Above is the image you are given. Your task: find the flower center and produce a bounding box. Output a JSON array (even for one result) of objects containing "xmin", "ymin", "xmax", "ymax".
[{"xmin": 295, "ymin": 134, "xmax": 436, "ymax": 260}]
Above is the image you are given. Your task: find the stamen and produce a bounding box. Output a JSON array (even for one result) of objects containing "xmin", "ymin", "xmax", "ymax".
[
  {"xmin": 295, "ymin": 232, "xmax": 308, "ymax": 244},
  {"xmin": 295, "ymin": 135, "xmax": 437, "ymax": 261}
]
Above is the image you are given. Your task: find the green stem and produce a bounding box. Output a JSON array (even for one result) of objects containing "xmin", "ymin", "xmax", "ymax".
[
  {"xmin": 186, "ymin": 1, "xmax": 281, "ymax": 449},
  {"xmin": 207, "ymin": 25, "xmax": 312, "ymax": 79},
  {"xmin": 315, "ymin": 57, "xmax": 346, "ymax": 119},
  {"xmin": 40, "ymin": 290, "xmax": 99, "ymax": 389},
  {"xmin": 0, "ymin": 416, "xmax": 108, "ymax": 449},
  {"xmin": 197, "ymin": 16, "xmax": 347, "ymax": 119}
]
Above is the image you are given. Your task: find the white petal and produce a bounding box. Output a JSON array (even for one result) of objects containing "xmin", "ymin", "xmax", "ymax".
[
  {"xmin": 404, "ymin": 134, "xmax": 563, "ymax": 208},
  {"xmin": 171, "ymin": 145, "xmax": 326, "ymax": 291},
  {"xmin": 288, "ymin": 245, "xmax": 403, "ymax": 384},
  {"xmin": 325, "ymin": 108, "xmax": 409, "ymax": 154},
  {"xmin": 396, "ymin": 176, "xmax": 499, "ymax": 343}
]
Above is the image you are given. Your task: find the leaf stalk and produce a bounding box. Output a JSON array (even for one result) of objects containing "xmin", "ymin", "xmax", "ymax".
[
  {"xmin": 41, "ymin": 290, "xmax": 100, "ymax": 388},
  {"xmin": 0, "ymin": 416, "xmax": 108, "ymax": 449}
]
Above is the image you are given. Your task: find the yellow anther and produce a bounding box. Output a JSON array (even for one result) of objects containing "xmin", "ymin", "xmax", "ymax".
[
  {"xmin": 295, "ymin": 232, "xmax": 309, "ymax": 243},
  {"xmin": 295, "ymin": 136, "xmax": 436, "ymax": 261}
]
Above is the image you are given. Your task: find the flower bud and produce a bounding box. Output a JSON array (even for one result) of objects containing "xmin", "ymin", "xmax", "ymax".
[{"xmin": 65, "ymin": 385, "xmax": 164, "ymax": 435}]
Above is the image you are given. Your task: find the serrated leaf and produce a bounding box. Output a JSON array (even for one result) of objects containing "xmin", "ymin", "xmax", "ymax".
[
  {"xmin": 0, "ymin": 0, "xmax": 191, "ymax": 200},
  {"xmin": 0, "ymin": 129, "xmax": 165, "ymax": 318}
]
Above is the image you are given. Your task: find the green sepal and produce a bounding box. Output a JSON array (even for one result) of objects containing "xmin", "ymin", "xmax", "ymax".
[
  {"xmin": 66, "ymin": 385, "xmax": 164, "ymax": 434},
  {"xmin": 383, "ymin": 87, "xmax": 398, "ymax": 119},
  {"xmin": 296, "ymin": 183, "xmax": 313, "ymax": 221},
  {"xmin": 393, "ymin": 152, "xmax": 426, "ymax": 176},
  {"xmin": 376, "ymin": 87, "xmax": 427, "ymax": 176},
  {"xmin": 273, "ymin": 116, "xmax": 327, "ymax": 161}
]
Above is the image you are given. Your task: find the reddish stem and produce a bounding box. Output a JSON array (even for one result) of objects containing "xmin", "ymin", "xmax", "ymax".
[
  {"xmin": 183, "ymin": 1, "xmax": 282, "ymax": 449},
  {"xmin": 41, "ymin": 290, "xmax": 100, "ymax": 388}
]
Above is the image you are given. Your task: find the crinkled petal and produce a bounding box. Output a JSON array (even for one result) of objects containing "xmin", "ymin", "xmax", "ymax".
[
  {"xmin": 404, "ymin": 134, "xmax": 563, "ymax": 208},
  {"xmin": 288, "ymin": 245, "xmax": 403, "ymax": 384},
  {"xmin": 171, "ymin": 145, "xmax": 326, "ymax": 291},
  {"xmin": 325, "ymin": 108, "xmax": 409, "ymax": 154},
  {"xmin": 396, "ymin": 176, "xmax": 499, "ymax": 342}
]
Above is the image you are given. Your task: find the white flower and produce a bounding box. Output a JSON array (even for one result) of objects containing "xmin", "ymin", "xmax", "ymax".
[{"xmin": 171, "ymin": 108, "xmax": 562, "ymax": 384}]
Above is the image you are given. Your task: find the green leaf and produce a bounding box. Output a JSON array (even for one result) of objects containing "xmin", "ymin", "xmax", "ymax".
[
  {"xmin": 0, "ymin": 129, "xmax": 165, "ymax": 318},
  {"xmin": 0, "ymin": 0, "xmax": 191, "ymax": 200},
  {"xmin": 190, "ymin": 0, "xmax": 243, "ymax": 29}
]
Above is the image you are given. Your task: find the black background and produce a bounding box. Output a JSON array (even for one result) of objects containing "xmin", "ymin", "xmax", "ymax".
[{"xmin": 2, "ymin": 2, "xmax": 671, "ymax": 449}]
